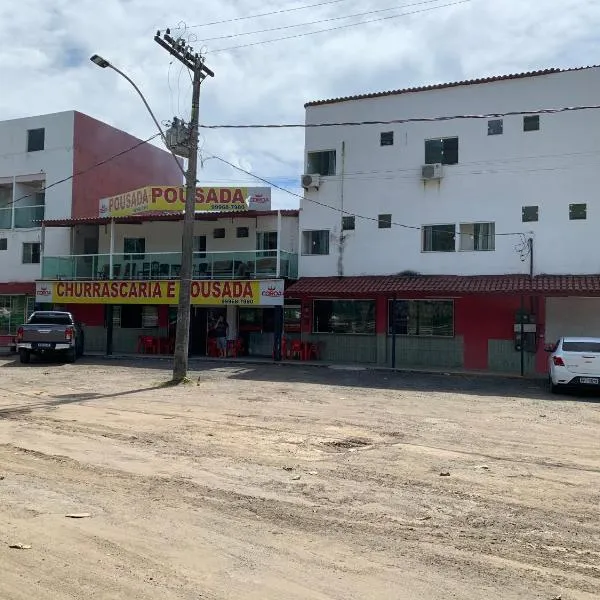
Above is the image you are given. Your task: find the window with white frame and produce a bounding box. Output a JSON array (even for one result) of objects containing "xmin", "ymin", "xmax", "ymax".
[
  {"xmin": 459, "ymin": 222, "xmax": 495, "ymax": 251},
  {"xmin": 302, "ymin": 230, "xmax": 329, "ymax": 255}
]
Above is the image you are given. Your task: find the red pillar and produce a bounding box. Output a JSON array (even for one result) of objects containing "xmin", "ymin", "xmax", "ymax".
[{"xmin": 375, "ymin": 296, "xmax": 388, "ymax": 334}]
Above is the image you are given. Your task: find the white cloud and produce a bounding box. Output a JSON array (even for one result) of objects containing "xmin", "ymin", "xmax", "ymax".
[{"xmin": 1, "ymin": 0, "xmax": 600, "ymax": 209}]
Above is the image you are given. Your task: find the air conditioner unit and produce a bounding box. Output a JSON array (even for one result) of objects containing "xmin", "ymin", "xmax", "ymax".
[
  {"xmin": 421, "ymin": 163, "xmax": 443, "ymax": 180},
  {"xmin": 301, "ymin": 174, "xmax": 321, "ymax": 190}
]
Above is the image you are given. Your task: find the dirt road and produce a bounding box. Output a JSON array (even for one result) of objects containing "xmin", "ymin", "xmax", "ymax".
[{"xmin": 0, "ymin": 357, "xmax": 599, "ymax": 599}]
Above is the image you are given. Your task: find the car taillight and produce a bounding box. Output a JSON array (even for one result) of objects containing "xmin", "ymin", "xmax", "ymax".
[
  {"xmin": 65, "ymin": 327, "xmax": 74, "ymax": 341},
  {"xmin": 16, "ymin": 327, "xmax": 24, "ymax": 342},
  {"xmin": 553, "ymin": 356, "xmax": 565, "ymax": 367}
]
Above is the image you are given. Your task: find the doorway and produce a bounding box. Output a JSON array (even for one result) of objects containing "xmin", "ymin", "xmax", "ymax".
[{"xmin": 189, "ymin": 307, "xmax": 208, "ymax": 356}]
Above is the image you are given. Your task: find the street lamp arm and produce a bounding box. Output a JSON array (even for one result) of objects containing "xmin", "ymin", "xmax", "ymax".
[{"xmin": 91, "ymin": 55, "xmax": 186, "ymax": 179}]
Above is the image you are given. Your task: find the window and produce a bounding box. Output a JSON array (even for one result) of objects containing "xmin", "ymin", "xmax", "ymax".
[
  {"xmin": 256, "ymin": 231, "xmax": 278, "ymax": 257},
  {"xmin": 522, "ymin": 206, "xmax": 539, "ymax": 222},
  {"xmin": 0, "ymin": 295, "xmax": 35, "ymax": 335},
  {"xmin": 380, "ymin": 131, "xmax": 394, "ymax": 146},
  {"xmin": 193, "ymin": 235, "xmax": 206, "ymax": 258},
  {"xmin": 302, "ymin": 230, "xmax": 329, "ymax": 255},
  {"xmin": 425, "ymin": 137, "xmax": 458, "ymax": 165},
  {"xmin": 342, "ymin": 216, "xmax": 355, "ymax": 231},
  {"xmin": 142, "ymin": 306, "xmax": 158, "ymax": 328},
  {"xmin": 213, "ymin": 228, "xmax": 226, "ymax": 239},
  {"xmin": 307, "ymin": 150, "xmax": 336, "ymax": 176},
  {"xmin": 562, "ymin": 341, "xmax": 600, "ymax": 353},
  {"xmin": 0, "ymin": 238, "xmax": 6, "ymax": 251},
  {"xmin": 284, "ymin": 306, "xmax": 301, "ymax": 333},
  {"xmin": 238, "ymin": 308, "xmax": 274, "ymax": 333},
  {"xmin": 236, "ymin": 226, "xmax": 249, "ymax": 238},
  {"xmin": 113, "ymin": 305, "xmax": 153, "ymax": 329},
  {"xmin": 389, "ymin": 300, "xmax": 454, "ymax": 336},
  {"xmin": 28, "ymin": 313, "xmax": 72, "ymax": 325},
  {"xmin": 27, "ymin": 128, "xmax": 45, "ymax": 152},
  {"xmin": 487, "ymin": 119, "xmax": 503, "ymax": 135},
  {"xmin": 422, "ymin": 224, "xmax": 455, "ymax": 252},
  {"xmin": 378, "ymin": 214, "xmax": 392, "ymax": 229},
  {"xmin": 313, "ymin": 300, "xmax": 375, "ymax": 334},
  {"xmin": 123, "ymin": 237, "xmax": 145, "ymax": 260},
  {"xmin": 569, "ymin": 203, "xmax": 587, "ymax": 220},
  {"xmin": 459, "ymin": 222, "xmax": 495, "ymax": 251},
  {"xmin": 22, "ymin": 242, "xmax": 40, "ymax": 264},
  {"xmin": 524, "ymin": 115, "xmax": 540, "ymax": 132}
]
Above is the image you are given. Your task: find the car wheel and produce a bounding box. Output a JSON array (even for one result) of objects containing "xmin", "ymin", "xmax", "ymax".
[
  {"xmin": 550, "ymin": 382, "xmax": 560, "ymax": 394},
  {"xmin": 66, "ymin": 348, "xmax": 77, "ymax": 363},
  {"xmin": 19, "ymin": 349, "xmax": 31, "ymax": 364}
]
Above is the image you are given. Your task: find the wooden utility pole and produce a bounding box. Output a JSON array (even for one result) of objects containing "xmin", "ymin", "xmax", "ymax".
[{"xmin": 154, "ymin": 30, "xmax": 214, "ymax": 382}]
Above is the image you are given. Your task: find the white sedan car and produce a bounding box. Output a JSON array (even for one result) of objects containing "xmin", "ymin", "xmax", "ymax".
[{"xmin": 548, "ymin": 337, "xmax": 600, "ymax": 393}]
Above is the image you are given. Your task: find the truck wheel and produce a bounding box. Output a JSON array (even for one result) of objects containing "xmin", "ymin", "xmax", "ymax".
[
  {"xmin": 66, "ymin": 348, "xmax": 77, "ymax": 363},
  {"xmin": 19, "ymin": 349, "xmax": 31, "ymax": 364}
]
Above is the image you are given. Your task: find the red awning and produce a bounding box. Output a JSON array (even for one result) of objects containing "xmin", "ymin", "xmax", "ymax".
[
  {"xmin": 286, "ymin": 275, "xmax": 600, "ymax": 297},
  {"xmin": 0, "ymin": 282, "xmax": 36, "ymax": 295}
]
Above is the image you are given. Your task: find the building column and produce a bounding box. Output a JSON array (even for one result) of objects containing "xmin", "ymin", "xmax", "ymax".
[
  {"xmin": 273, "ymin": 305, "xmax": 283, "ymax": 361},
  {"xmin": 276, "ymin": 210, "xmax": 281, "ymax": 278},
  {"xmin": 109, "ymin": 219, "xmax": 115, "ymax": 278},
  {"xmin": 375, "ymin": 295, "xmax": 388, "ymax": 366},
  {"xmin": 105, "ymin": 305, "xmax": 113, "ymax": 356}
]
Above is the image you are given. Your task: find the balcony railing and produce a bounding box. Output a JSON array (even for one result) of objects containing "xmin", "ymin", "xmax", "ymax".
[
  {"xmin": 0, "ymin": 207, "xmax": 10, "ymax": 229},
  {"xmin": 0, "ymin": 205, "xmax": 45, "ymax": 229},
  {"xmin": 15, "ymin": 204, "xmax": 45, "ymax": 228},
  {"xmin": 41, "ymin": 250, "xmax": 298, "ymax": 281}
]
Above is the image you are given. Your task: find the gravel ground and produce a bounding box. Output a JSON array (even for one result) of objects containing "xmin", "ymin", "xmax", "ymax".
[{"xmin": 0, "ymin": 356, "xmax": 599, "ymax": 600}]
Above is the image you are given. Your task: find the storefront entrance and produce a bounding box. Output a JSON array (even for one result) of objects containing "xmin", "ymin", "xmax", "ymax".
[{"xmin": 189, "ymin": 307, "xmax": 227, "ymax": 356}]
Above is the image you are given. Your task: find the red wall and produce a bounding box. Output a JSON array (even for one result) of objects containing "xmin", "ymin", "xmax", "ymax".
[
  {"xmin": 64, "ymin": 304, "xmax": 105, "ymax": 327},
  {"xmin": 71, "ymin": 112, "xmax": 183, "ymax": 218},
  {"xmin": 455, "ymin": 294, "xmax": 544, "ymax": 372}
]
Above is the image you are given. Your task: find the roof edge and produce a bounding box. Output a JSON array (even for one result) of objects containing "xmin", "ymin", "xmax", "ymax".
[{"xmin": 304, "ymin": 66, "xmax": 599, "ymax": 108}]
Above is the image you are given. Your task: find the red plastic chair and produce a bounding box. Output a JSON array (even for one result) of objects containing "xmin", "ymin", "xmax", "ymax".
[
  {"xmin": 207, "ymin": 338, "xmax": 219, "ymax": 357},
  {"xmin": 137, "ymin": 335, "xmax": 158, "ymax": 354},
  {"xmin": 289, "ymin": 339, "xmax": 303, "ymax": 360}
]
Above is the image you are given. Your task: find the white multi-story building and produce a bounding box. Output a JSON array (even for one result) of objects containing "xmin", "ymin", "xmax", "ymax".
[
  {"xmin": 0, "ymin": 111, "xmax": 182, "ymax": 344},
  {"xmin": 287, "ymin": 67, "xmax": 600, "ymax": 374}
]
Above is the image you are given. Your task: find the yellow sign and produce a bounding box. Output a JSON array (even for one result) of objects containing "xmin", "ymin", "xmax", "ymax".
[
  {"xmin": 98, "ymin": 185, "xmax": 271, "ymax": 218},
  {"xmin": 36, "ymin": 280, "xmax": 284, "ymax": 306}
]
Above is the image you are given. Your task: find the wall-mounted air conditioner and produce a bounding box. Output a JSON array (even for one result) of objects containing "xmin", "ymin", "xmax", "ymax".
[
  {"xmin": 421, "ymin": 163, "xmax": 443, "ymax": 180},
  {"xmin": 301, "ymin": 174, "xmax": 321, "ymax": 190}
]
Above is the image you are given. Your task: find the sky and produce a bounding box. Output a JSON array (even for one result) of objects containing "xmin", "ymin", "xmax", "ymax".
[{"xmin": 1, "ymin": 0, "xmax": 600, "ymax": 208}]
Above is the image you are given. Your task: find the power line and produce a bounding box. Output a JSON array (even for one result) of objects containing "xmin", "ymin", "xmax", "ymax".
[
  {"xmin": 5, "ymin": 133, "xmax": 162, "ymax": 209},
  {"xmin": 207, "ymin": 0, "xmax": 471, "ymax": 53},
  {"xmin": 205, "ymin": 151, "xmax": 528, "ymax": 239},
  {"xmin": 199, "ymin": 103, "xmax": 600, "ymax": 129},
  {"xmin": 163, "ymin": 0, "xmax": 360, "ymax": 30},
  {"xmin": 197, "ymin": 0, "xmax": 447, "ymax": 43}
]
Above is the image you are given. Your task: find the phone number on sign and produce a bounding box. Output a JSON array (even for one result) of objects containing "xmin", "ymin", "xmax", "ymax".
[{"xmin": 221, "ymin": 298, "xmax": 256, "ymax": 305}]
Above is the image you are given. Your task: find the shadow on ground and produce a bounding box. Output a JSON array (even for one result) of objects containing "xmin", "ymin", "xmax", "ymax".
[{"xmin": 3, "ymin": 355, "xmax": 599, "ymax": 404}]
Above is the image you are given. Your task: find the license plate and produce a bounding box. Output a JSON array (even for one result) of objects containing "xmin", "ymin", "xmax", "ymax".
[
  {"xmin": 36, "ymin": 343, "xmax": 52, "ymax": 349},
  {"xmin": 580, "ymin": 377, "xmax": 599, "ymax": 385}
]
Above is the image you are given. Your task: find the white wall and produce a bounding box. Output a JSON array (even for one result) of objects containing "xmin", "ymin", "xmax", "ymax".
[
  {"xmin": 96, "ymin": 215, "xmax": 299, "ymax": 255},
  {"xmin": 300, "ymin": 67, "xmax": 600, "ymax": 277},
  {"xmin": 0, "ymin": 112, "xmax": 74, "ymax": 282},
  {"xmin": 546, "ymin": 297, "xmax": 600, "ymax": 342}
]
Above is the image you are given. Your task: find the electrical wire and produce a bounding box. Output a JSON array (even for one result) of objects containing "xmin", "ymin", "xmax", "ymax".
[
  {"xmin": 162, "ymin": 0, "xmax": 365, "ymax": 31},
  {"xmin": 4, "ymin": 133, "xmax": 162, "ymax": 209},
  {"xmin": 199, "ymin": 103, "xmax": 600, "ymax": 129},
  {"xmin": 207, "ymin": 0, "xmax": 471, "ymax": 53},
  {"xmin": 197, "ymin": 0, "xmax": 447, "ymax": 43},
  {"xmin": 204, "ymin": 152, "xmax": 529, "ymax": 239}
]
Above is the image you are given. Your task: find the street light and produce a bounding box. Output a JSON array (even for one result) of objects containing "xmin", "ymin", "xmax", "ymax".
[{"xmin": 89, "ymin": 54, "xmax": 186, "ymax": 178}]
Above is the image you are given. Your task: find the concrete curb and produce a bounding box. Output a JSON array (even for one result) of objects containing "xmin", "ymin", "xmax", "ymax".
[{"xmin": 89, "ymin": 353, "xmax": 544, "ymax": 381}]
